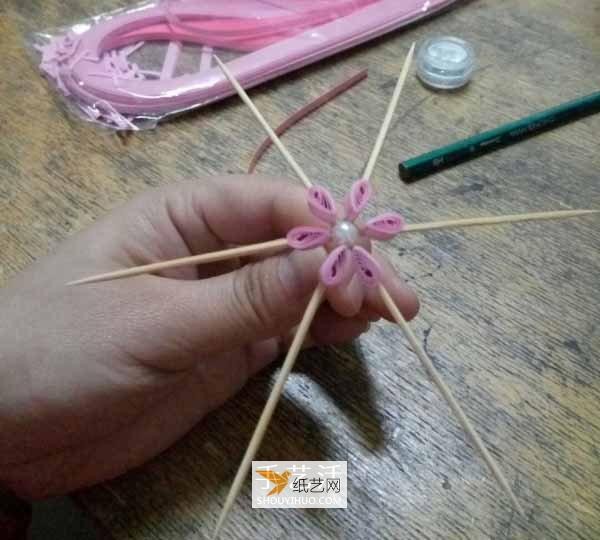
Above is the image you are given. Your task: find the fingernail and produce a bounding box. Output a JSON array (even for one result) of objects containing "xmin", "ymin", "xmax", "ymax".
[{"xmin": 277, "ymin": 250, "xmax": 321, "ymax": 299}]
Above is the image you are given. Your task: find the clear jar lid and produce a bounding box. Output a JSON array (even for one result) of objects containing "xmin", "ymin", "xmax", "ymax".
[{"xmin": 416, "ymin": 36, "xmax": 475, "ymax": 90}]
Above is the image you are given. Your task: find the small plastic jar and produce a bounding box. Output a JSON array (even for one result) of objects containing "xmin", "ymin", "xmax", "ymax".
[{"xmin": 416, "ymin": 36, "xmax": 475, "ymax": 90}]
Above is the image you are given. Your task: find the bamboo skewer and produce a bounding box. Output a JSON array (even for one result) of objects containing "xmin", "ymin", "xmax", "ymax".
[
  {"xmin": 214, "ymin": 56, "xmax": 313, "ymax": 189},
  {"xmin": 363, "ymin": 42, "xmax": 415, "ymax": 184},
  {"xmin": 67, "ymin": 210, "xmax": 596, "ymax": 286},
  {"xmin": 68, "ymin": 210, "xmax": 597, "ymax": 286},
  {"xmin": 403, "ymin": 209, "xmax": 598, "ymax": 233},
  {"xmin": 379, "ymin": 285, "xmax": 526, "ymax": 517},
  {"xmin": 67, "ymin": 238, "xmax": 288, "ymax": 286},
  {"xmin": 213, "ymin": 283, "xmax": 326, "ymax": 539}
]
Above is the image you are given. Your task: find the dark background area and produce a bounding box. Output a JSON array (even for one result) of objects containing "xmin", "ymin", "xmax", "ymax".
[{"xmin": 31, "ymin": 499, "xmax": 100, "ymax": 540}]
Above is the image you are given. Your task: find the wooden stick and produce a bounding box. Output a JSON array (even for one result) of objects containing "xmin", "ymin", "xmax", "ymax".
[
  {"xmin": 363, "ymin": 42, "xmax": 415, "ymax": 184},
  {"xmin": 68, "ymin": 209, "xmax": 597, "ymax": 286},
  {"xmin": 213, "ymin": 283, "xmax": 326, "ymax": 539},
  {"xmin": 67, "ymin": 238, "xmax": 288, "ymax": 286},
  {"xmin": 214, "ymin": 55, "xmax": 313, "ymax": 189},
  {"xmin": 404, "ymin": 209, "xmax": 598, "ymax": 233},
  {"xmin": 378, "ymin": 284, "xmax": 526, "ymax": 517}
]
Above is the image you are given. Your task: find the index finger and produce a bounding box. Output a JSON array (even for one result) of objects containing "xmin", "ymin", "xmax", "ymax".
[{"xmin": 173, "ymin": 175, "xmax": 322, "ymax": 248}]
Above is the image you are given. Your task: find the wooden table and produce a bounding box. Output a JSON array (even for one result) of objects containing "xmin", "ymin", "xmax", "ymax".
[{"xmin": 2, "ymin": 1, "xmax": 599, "ymax": 538}]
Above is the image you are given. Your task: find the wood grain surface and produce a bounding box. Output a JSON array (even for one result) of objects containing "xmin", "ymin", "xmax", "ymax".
[{"xmin": 1, "ymin": 1, "xmax": 599, "ymax": 539}]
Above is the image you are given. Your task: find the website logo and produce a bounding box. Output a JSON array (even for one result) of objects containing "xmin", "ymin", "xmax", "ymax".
[{"xmin": 252, "ymin": 461, "xmax": 347, "ymax": 509}]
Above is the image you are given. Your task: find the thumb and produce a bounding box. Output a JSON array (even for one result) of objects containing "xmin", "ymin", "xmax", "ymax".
[{"xmin": 162, "ymin": 249, "xmax": 324, "ymax": 360}]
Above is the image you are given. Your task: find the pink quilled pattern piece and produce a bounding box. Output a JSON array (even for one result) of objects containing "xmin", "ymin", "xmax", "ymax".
[
  {"xmin": 287, "ymin": 178, "xmax": 405, "ymax": 288},
  {"xmin": 307, "ymin": 186, "xmax": 337, "ymax": 224},
  {"xmin": 287, "ymin": 226, "xmax": 331, "ymax": 249}
]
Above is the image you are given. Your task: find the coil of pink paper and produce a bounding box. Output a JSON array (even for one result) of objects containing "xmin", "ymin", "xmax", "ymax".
[{"xmin": 33, "ymin": 0, "xmax": 456, "ymax": 129}]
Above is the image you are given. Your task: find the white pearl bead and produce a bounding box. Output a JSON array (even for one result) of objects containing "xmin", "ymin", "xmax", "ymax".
[{"xmin": 332, "ymin": 221, "xmax": 360, "ymax": 247}]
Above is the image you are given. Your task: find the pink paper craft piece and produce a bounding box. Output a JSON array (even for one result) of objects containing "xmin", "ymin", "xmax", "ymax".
[
  {"xmin": 364, "ymin": 212, "xmax": 406, "ymax": 240},
  {"xmin": 307, "ymin": 186, "xmax": 338, "ymax": 224},
  {"xmin": 287, "ymin": 179, "xmax": 404, "ymax": 288},
  {"xmin": 353, "ymin": 245, "xmax": 382, "ymax": 287},
  {"xmin": 36, "ymin": 0, "xmax": 456, "ymax": 126},
  {"xmin": 320, "ymin": 245, "xmax": 356, "ymax": 286},
  {"xmin": 287, "ymin": 226, "xmax": 331, "ymax": 249},
  {"xmin": 345, "ymin": 177, "xmax": 372, "ymax": 220}
]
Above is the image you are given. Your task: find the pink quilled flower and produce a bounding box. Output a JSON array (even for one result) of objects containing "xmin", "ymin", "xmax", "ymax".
[{"xmin": 287, "ymin": 179, "xmax": 406, "ymax": 288}]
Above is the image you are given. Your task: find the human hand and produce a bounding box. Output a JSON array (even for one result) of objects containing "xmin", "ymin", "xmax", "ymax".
[{"xmin": 0, "ymin": 176, "xmax": 418, "ymax": 499}]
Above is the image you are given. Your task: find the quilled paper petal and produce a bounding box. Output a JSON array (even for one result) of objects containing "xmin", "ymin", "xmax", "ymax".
[
  {"xmin": 307, "ymin": 186, "xmax": 337, "ymax": 224},
  {"xmin": 352, "ymin": 246, "xmax": 382, "ymax": 288},
  {"xmin": 345, "ymin": 178, "xmax": 372, "ymax": 220},
  {"xmin": 320, "ymin": 246, "xmax": 355, "ymax": 287},
  {"xmin": 364, "ymin": 212, "xmax": 406, "ymax": 240},
  {"xmin": 287, "ymin": 226, "xmax": 331, "ymax": 250}
]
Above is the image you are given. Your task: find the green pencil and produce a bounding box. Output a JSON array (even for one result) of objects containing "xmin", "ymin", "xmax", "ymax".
[{"xmin": 399, "ymin": 90, "xmax": 600, "ymax": 182}]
